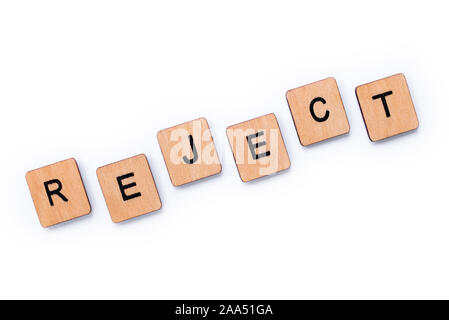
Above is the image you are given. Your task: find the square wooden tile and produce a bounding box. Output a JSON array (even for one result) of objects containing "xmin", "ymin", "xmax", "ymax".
[
  {"xmin": 25, "ymin": 158, "xmax": 91, "ymax": 228},
  {"xmin": 356, "ymin": 73, "xmax": 419, "ymax": 142},
  {"xmin": 157, "ymin": 117, "xmax": 221, "ymax": 186},
  {"xmin": 286, "ymin": 77, "xmax": 350, "ymax": 146},
  {"xmin": 226, "ymin": 113, "xmax": 290, "ymax": 182},
  {"xmin": 96, "ymin": 154, "xmax": 162, "ymax": 223}
]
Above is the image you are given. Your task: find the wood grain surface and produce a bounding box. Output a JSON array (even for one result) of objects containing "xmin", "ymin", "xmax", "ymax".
[
  {"xmin": 286, "ymin": 77, "xmax": 350, "ymax": 146},
  {"xmin": 96, "ymin": 154, "xmax": 162, "ymax": 223},
  {"xmin": 356, "ymin": 73, "xmax": 419, "ymax": 142},
  {"xmin": 157, "ymin": 117, "xmax": 221, "ymax": 186},
  {"xmin": 226, "ymin": 113, "xmax": 290, "ymax": 182},
  {"xmin": 25, "ymin": 158, "xmax": 91, "ymax": 228}
]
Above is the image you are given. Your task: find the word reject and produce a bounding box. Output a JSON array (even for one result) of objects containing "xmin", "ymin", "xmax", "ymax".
[{"xmin": 25, "ymin": 73, "xmax": 419, "ymax": 227}]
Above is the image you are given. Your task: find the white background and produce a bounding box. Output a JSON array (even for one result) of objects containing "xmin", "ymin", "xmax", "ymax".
[{"xmin": 0, "ymin": 0, "xmax": 448, "ymax": 299}]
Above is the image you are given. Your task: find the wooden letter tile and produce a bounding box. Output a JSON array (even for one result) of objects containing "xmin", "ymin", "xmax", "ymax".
[
  {"xmin": 286, "ymin": 77, "xmax": 350, "ymax": 146},
  {"xmin": 96, "ymin": 154, "xmax": 162, "ymax": 223},
  {"xmin": 226, "ymin": 113, "xmax": 290, "ymax": 182},
  {"xmin": 25, "ymin": 158, "xmax": 91, "ymax": 228},
  {"xmin": 356, "ymin": 73, "xmax": 419, "ymax": 142},
  {"xmin": 157, "ymin": 117, "xmax": 221, "ymax": 186}
]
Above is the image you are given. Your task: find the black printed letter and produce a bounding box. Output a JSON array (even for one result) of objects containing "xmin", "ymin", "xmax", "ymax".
[
  {"xmin": 182, "ymin": 134, "xmax": 199, "ymax": 164},
  {"xmin": 117, "ymin": 173, "xmax": 141, "ymax": 201},
  {"xmin": 310, "ymin": 97, "xmax": 330, "ymax": 122},
  {"xmin": 372, "ymin": 91, "xmax": 393, "ymax": 118},
  {"xmin": 44, "ymin": 179, "xmax": 68, "ymax": 206},
  {"xmin": 246, "ymin": 131, "xmax": 271, "ymax": 160}
]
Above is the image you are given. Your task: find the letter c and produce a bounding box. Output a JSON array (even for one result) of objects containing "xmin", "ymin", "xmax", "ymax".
[{"xmin": 310, "ymin": 97, "xmax": 330, "ymax": 122}]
